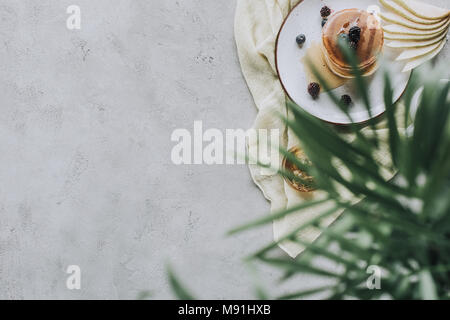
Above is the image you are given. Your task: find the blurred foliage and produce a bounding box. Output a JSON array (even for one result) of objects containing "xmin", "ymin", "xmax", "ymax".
[
  {"xmin": 168, "ymin": 43, "xmax": 450, "ymax": 300},
  {"xmin": 229, "ymin": 43, "xmax": 450, "ymax": 299}
]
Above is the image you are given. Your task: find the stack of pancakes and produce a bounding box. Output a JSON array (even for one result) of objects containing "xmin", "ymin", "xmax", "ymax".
[{"xmin": 321, "ymin": 9, "xmax": 384, "ymax": 78}]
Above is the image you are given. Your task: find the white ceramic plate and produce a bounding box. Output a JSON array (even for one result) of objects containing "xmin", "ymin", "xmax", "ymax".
[
  {"xmin": 276, "ymin": 0, "xmax": 412, "ymax": 124},
  {"xmin": 405, "ymin": 79, "xmax": 449, "ymax": 136},
  {"xmin": 410, "ymin": 79, "xmax": 449, "ymax": 118}
]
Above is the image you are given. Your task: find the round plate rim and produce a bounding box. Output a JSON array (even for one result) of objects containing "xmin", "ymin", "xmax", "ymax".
[{"xmin": 274, "ymin": 0, "xmax": 411, "ymax": 126}]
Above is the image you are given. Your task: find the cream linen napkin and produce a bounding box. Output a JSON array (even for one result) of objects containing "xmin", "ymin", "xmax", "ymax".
[{"xmin": 235, "ymin": 0, "xmax": 398, "ymax": 257}]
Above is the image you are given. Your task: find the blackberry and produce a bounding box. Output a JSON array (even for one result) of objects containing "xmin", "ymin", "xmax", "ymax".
[
  {"xmin": 296, "ymin": 34, "xmax": 306, "ymax": 46},
  {"xmin": 321, "ymin": 18, "xmax": 328, "ymax": 27},
  {"xmin": 349, "ymin": 26, "xmax": 361, "ymax": 43},
  {"xmin": 340, "ymin": 94, "xmax": 352, "ymax": 106},
  {"xmin": 308, "ymin": 82, "xmax": 320, "ymax": 99},
  {"xmin": 320, "ymin": 6, "xmax": 331, "ymax": 17}
]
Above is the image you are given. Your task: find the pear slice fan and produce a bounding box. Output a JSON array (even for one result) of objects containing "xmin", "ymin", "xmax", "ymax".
[
  {"xmin": 380, "ymin": 0, "xmax": 449, "ymax": 72},
  {"xmin": 380, "ymin": 0, "xmax": 448, "ymax": 24},
  {"xmin": 384, "ymin": 18, "xmax": 450, "ymax": 36},
  {"xmin": 394, "ymin": 0, "xmax": 450, "ymax": 21},
  {"xmin": 380, "ymin": 11, "xmax": 449, "ymax": 30}
]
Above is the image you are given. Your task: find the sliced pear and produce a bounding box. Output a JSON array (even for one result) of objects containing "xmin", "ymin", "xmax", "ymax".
[
  {"xmin": 386, "ymin": 31, "xmax": 447, "ymax": 48},
  {"xmin": 380, "ymin": 11, "xmax": 449, "ymax": 30},
  {"xmin": 402, "ymin": 39, "xmax": 446, "ymax": 72},
  {"xmin": 384, "ymin": 28, "xmax": 448, "ymax": 41},
  {"xmin": 393, "ymin": 0, "xmax": 450, "ymax": 21},
  {"xmin": 396, "ymin": 40, "xmax": 442, "ymax": 60},
  {"xmin": 380, "ymin": 0, "xmax": 446, "ymax": 24},
  {"xmin": 383, "ymin": 19, "xmax": 450, "ymax": 35}
]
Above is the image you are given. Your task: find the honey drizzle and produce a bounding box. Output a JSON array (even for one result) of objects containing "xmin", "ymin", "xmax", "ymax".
[{"xmin": 301, "ymin": 41, "xmax": 347, "ymax": 90}]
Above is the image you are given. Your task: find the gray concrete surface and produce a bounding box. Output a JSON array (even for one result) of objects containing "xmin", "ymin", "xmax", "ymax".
[{"xmin": 0, "ymin": 0, "xmax": 320, "ymax": 299}]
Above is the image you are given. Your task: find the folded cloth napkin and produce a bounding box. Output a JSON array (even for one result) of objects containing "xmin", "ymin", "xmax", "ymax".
[{"xmin": 235, "ymin": 0, "xmax": 401, "ymax": 257}]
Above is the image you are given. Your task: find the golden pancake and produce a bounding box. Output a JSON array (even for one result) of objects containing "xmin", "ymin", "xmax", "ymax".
[
  {"xmin": 322, "ymin": 44, "xmax": 379, "ymax": 78},
  {"xmin": 322, "ymin": 9, "xmax": 384, "ymax": 73}
]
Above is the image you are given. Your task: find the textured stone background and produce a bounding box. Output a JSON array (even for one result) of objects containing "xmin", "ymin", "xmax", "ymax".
[{"xmin": 0, "ymin": 0, "xmax": 321, "ymax": 299}]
